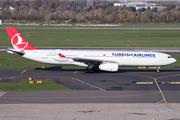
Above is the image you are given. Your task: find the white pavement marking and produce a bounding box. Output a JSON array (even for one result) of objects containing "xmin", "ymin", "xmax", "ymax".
[
  {"xmin": 0, "ymin": 92, "xmax": 6, "ymax": 97},
  {"xmin": 74, "ymin": 78, "xmax": 106, "ymax": 91}
]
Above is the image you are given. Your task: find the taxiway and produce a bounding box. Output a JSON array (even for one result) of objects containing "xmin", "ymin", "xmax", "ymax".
[{"xmin": 0, "ymin": 69, "xmax": 180, "ymax": 104}]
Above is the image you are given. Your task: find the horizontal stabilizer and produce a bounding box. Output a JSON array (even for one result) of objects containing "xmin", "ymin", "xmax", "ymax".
[{"xmin": 7, "ymin": 48, "xmax": 25, "ymax": 56}]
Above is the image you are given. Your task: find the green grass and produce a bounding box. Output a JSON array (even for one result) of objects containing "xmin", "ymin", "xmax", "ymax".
[
  {"xmin": 1, "ymin": 29, "xmax": 180, "ymax": 47},
  {"xmin": 0, "ymin": 80, "xmax": 71, "ymax": 91},
  {"xmin": 122, "ymin": 23, "xmax": 180, "ymax": 28}
]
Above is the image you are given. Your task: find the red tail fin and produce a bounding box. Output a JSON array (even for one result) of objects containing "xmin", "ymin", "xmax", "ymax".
[{"xmin": 5, "ymin": 27, "xmax": 38, "ymax": 50}]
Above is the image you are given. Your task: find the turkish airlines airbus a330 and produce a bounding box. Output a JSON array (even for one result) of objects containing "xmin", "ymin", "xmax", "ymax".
[{"xmin": 5, "ymin": 27, "xmax": 176, "ymax": 73}]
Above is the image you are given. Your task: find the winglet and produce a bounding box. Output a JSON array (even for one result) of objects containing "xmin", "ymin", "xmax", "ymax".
[{"xmin": 5, "ymin": 27, "xmax": 38, "ymax": 50}]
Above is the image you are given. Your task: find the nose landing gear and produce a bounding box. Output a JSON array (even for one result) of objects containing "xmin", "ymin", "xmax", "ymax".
[{"xmin": 157, "ymin": 66, "xmax": 160, "ymax": 73}]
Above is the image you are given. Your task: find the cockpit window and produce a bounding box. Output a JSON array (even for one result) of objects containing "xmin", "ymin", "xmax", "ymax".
[{"xmin": 168, "ymin": 56, "xmax": 172, "ymax": 58}]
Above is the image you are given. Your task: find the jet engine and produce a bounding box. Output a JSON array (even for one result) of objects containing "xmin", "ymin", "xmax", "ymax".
[{"xmin": 99, "ymin": 63, "xmax": 119, "ymax": 72}]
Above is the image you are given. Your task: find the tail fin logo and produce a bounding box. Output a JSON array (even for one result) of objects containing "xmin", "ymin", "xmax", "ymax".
[{"xmin": 11, "ymin": 33, "xmax": 28, "ymax": 50}]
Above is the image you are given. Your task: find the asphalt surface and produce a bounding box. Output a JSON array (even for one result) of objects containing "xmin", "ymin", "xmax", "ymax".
[{"xmin": 0, "ymin": 69, "xmax": 180, "ymax": 103}]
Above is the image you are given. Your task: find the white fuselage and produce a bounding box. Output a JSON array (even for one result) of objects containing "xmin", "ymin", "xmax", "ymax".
[{"xmin": 22, "ymin": 49, "xmax": 176, "ymax": 67}]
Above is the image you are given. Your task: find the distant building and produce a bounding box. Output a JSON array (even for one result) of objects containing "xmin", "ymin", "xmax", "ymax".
[
  {"xmin": 9, "ymin": 6, "xmax": 15, "ymax": 11},
  {"xmin": 87, "ymin": 0, "xmax": 93, "ymax": 8},
  {"xmin": 114, "ymin": 2, "xmax": 167, "ymax": 11},
  {"xmin": 68, "ymin": 3, "xmax": 86, "ymax": 9}
]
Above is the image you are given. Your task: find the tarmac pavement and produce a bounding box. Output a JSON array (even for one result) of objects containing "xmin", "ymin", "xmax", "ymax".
[
  {"xmin": 1, "ymin": 69, "xmax": 180, "ymax": 120},
  {"xmin": 0, "ymin": 103, "xmax": 179, "ymax": 120}
]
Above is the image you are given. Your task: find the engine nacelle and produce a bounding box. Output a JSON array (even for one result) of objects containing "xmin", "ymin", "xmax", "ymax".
[{"xmin": 99, "ymin": 63, "xmax": 119, "ymax": 72}]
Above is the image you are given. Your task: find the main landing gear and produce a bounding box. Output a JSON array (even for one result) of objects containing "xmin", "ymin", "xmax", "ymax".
[
  {"xmin": 85, "ymin": 64, "xmax": 95, "ymax": 73},
  {"xmin": 85, "ymin": 68, "xmax": 94, "ymax": 73}
]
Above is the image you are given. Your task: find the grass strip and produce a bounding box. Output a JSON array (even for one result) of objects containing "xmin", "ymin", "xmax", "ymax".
[
  {"xmin": 1, "ymin": 29, "xmax": 180, "ymax": 47},
  {"xmin": 0, "ymin": 80, "xmax": 71, "ymax": 91}
]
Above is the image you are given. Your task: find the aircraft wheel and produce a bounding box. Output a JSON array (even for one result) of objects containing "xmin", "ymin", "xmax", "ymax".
[
  {"xmin": 85, "ymin": 68, "xmax": 94, "ymax": 73},
  {"xmin": 85, "ymin": 68, "xmax": 90, "ymax": 73},
  {"xmin": 90, "ymin": 68, "xmax": 94, "ymax": 73}
]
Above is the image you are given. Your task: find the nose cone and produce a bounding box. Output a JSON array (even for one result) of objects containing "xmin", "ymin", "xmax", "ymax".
[{"xmin": 172, "ymin": 58, "xmax": 177, "ymax": 64}]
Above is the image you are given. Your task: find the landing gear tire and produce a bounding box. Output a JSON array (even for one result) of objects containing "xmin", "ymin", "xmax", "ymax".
[
  {"xmin": 85, "ymin": 68, "xmax": 89, "ymax": 73},
  {"xmin": 90, "ymin": 68, "xmax": 94, "ymax": 73},
  {"xmin": 85, "ymin": 68, "xmax": 94, "ymax": 73}
]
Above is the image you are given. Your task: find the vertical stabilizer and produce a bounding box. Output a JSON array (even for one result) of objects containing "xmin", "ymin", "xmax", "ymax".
[{"xmin": 5, "ymin": 27, "xmax": 38, "ymax": 50}]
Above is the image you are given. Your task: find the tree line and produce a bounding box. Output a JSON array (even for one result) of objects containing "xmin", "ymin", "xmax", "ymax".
[{"xmin": 1, "ymin": 0, "xmax": 180, "ymax": 23}]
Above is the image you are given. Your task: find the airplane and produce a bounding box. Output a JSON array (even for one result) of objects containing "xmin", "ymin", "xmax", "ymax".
[{"xmin": 5, "ymin": 27, "xmax": 176, "ymax": 73}]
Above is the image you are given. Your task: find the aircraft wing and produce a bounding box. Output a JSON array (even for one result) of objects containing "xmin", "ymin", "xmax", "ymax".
[
  {"xmin": 59, "ymin": 53, "xmax": 116, "ymax": 65},
  {"xmin": 69, "ymin": 57, "xmax": 113, "ymax": 65}
]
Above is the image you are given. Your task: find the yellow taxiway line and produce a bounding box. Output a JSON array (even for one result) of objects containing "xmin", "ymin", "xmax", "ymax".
[{"xmin": 136, "ymin": 82, "xmax": 153, "ymax": 84}]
